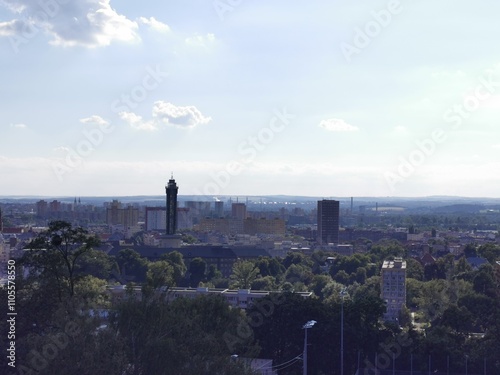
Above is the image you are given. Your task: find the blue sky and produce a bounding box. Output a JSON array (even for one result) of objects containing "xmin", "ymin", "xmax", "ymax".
[{"xmin": 2, "ymin": 0, "xmax": 500, "ymax": 198}]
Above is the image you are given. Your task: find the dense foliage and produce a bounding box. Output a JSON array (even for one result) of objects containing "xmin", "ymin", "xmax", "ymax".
[{"xmin": 1, "ymin": 221, "xmax": 499, "ymax": 374}]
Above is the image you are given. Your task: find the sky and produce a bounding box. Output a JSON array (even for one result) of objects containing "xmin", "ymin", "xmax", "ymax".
[{"xmin": 2, "ymin": 0, "xmax": 500, "ymax": 198}]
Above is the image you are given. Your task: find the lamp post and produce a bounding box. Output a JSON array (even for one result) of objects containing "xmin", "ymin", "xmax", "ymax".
[
  {"xmin": 340, "ymin": 287, "xmax": 348, "ymax": 375},
  {"xmin": 303, "ymin": 320, "xmax": 317, "ymax": 375}
]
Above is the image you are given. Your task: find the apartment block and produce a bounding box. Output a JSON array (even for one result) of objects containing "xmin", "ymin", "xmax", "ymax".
[{"xmin": 381, "ymin": 257, "xmax": 406, "ymax": 321}]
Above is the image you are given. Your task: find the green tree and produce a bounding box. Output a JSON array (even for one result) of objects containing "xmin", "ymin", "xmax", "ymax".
[
  {"xmin": 189, "ymin": 257, "xmax": 207, "ymax": 287},
  {"xmin": 478, "ymin": 243, "xmax": 500, "ymax": 263},
  {"xmin": 406, "ymin": 257, "xmax": 424, "ymax": 280},
  {"xmin": 230, "ymin": 260, "xmax": 260, "ymax": 289},
  {"xmin": 472, "ymin": 264, "xmax": 496, "ymax": 297},
  {"xmin": 115, "ymin": 248, "xmax": 149, "ymax": 283},
  {"xmin": 22, "ymin": 220, "xmax": 100, "ymax": 299},
  {"xmin": 75, "ymin": 248, "xmax": 114, "ymax": 280},
  {"xmin": 146, "ymin": 260, "xmax": 174, "ymax": 290},
  {"xmin": 251, "ymin": 276, "xmax": 277, "ymax": 290},
  {"xmin": 254, "ymin": 256, "xmax": 285, "ymax": 277},
  {"xmin": 161, "ymin": 250, "xmax": 187, "ymax": 285},
  {"xmin": 112, "ymin": 295, "xmax": 258, "ymax": 375}
]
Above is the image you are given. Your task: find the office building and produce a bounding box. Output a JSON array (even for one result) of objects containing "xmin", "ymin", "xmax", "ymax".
[
  {"xmin": 381, "ymin": 257, "xmax": 407, "ymax": 321},
  {"xmin": 214, "ymin": 201, "xmax": 224, "ymax": 218},
  {"xmin": 317, "ymin": 200, "xmax": 340, "ymax": 244},
  {"xmin": 231, "ymin": 203, "xmax": 247, "ymax": 220}
]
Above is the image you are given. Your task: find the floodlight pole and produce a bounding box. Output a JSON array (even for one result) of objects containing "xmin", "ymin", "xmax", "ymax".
[
  {"xmin": 340, "ymin": 287, "xmax": 347, "ymax": 375},
  {"xmin": 303, "ymin": 320, "xmax": 317, "ymax": 375},
  {"xmin": 303, "ymin": 326, "xmax": 308, "ymax": 375}
]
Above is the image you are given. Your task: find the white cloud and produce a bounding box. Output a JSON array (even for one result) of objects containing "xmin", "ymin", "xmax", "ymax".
[
  {"xmin": 185, "ymin": 33, "xmax": 215, "ymax": 48},
  {"xmin": 52, "ymin": 146, "xmax": 70, "ymax": 153},
  {"xmin": 80, "ymin": 115, "xmax": 109, "ymax": 126},
  {"xmin": 0, "ymin": 19, "xmax": 27, "ymax": 36},
  {"xmin": 319, "ymin": 118, "xmax": 359, "ymax": 132},
  {"xmin": 9, "ymin": 123, "xmax": 26, "ymax": 129},
  {"xmin": 0, "ymin": 0, "xmax": 140, "ymax": 48},
  {"xmin": 138, "ymin": 17, "xmax": 170, "ymax": 33},
  {"xmin": 153, "ymin": 101, "xmax": 211, "ymax": 128},
  {"xmin": 120, "ymin": 101, "xmax": 211, "ymax": 130},
  {"xmin": 119, "ymin": 112, "xmax": 156, "ymax": 131}
]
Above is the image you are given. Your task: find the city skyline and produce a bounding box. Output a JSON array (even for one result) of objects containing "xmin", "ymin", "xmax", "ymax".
[{"xmin": 2, "ymin": 1, "xmax": 500, "ymax": 197}]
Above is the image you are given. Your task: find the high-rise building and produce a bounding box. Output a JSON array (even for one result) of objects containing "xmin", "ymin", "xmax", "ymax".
[
  {"xmin": 317, "ymin": 199, "xmax": 339, "ymax": 244},
  {"xmin": 106, "ymin": 200, "xmax": 139, "ymax": 228},
  {"xmin": 145, "ymin": 207, "xmax": 166, "ymax": 231},
  {"xmin": 231, "ymin": 203, "xmax": 247, "ymax": 220},
  {"xmin": 214, "ymin": 201, "xmax": 224, "ymax": 218},
  {"xmin": 166, "ymin": 175, "xmax": 178, "ymax": 235},
  {"xmin": 381, "ymin": 257, "xmax": 407, "ymax": 321}
]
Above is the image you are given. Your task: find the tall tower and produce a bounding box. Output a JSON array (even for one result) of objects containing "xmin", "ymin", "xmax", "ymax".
[
  {"xmin": 381, "ymin": 257, "xmax": 407, "ymax": 321},
  {"xmin": 317, "ymin": 199, "xmax": 340, "ymax": 245},
  {"xmin": 165, "ymin": 174, "xmax": 178, "ymax": 235}
]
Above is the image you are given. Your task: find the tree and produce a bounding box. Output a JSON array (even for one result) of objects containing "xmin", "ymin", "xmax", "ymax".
[
  {"xmin": 230, "ymin": 260, "xmax": 260, "ymax": 289},
  {"xmin": 189, "ymin": 257, "xmax": 207, "ymax": 287},
  {"xmin": 472, "ymin": 264, "xmax": 496, "ymax": 297},
  {"xmin": 478, "ymin": 243, "xmax": 500, "ymax": 263},
  {"xmin": 146, "ymin": 260, "xmax": 174, "ymax": 290},
  {"xmin": 254, "ymin": 256, "xmax": 285, "ymax": 277},
  {"xmin": 464, "ymin": 243, "xmax": 477, "ymax": 258},
  {"xmin": 115, "ymin": 248, "xmax": 149, "ymax": 283},
  {"xmin": 22, "ymin": 220, "xmax": 100, "ymax": 300},
  {"xmin": 206, "ymin": 264, "xmax": 223, "ymax": 281},
  {"xmin": 112, "ymin": 295, "xmax": 258, "ymax": 375},
  {"xmin": 75, "ymin": 248, "xmax": 114, "ymax": 279},
  {"xmin": 281, "ymin": 252, "xmax": 311, "ymax": 269},
  {"xmin": 251, "ymin": 276, "xmax": 277, "ymax": 291},
  {"xmin": 406, "ymin": 258, "xmax": 424, "ymax": 281},
  {"xmin": 161, "ymin": 251, "xmax": 187, "ymax": 286}
]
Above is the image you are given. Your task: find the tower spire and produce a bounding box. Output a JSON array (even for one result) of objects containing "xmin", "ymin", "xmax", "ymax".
[{"xmin": 166, "ymin": 175, "xmax": 179, "ymax": 235}]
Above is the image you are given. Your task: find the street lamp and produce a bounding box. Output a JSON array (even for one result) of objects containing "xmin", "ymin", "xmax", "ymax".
[
  {"xmin": 340, "ymin": 287, "xmax": 348, "ymax": 375},
  {"xmin": 303, "ymin": 320, "xmax": 317, "ymax": 375}
]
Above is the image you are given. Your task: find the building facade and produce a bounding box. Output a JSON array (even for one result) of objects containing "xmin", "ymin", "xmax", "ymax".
[
  {"xmin": 108, "ymin": 285, "xmax": 311, "ymax": 310},
  {"xmin": 145, "ymin": 207, "xmax": 166, "ymax": 232},
  {"xmin": 380, "ymin": 257, "xmax": 407, "ymax": 321},
  {"xmin": 106, "ymin": 200, "xmax": 139, "ymax": 228},
  {"xmin": 317, "ymin": 200, "xmax": 340, "ymax": 245},
  {"xmin": 166, "ymin": 175, "xmax": 178, "ymax": 235}
]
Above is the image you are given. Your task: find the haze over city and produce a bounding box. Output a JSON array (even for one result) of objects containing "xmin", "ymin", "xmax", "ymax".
[{"xmin": 2, "ymin": 1, "xmax": 500, "ymax": 197}]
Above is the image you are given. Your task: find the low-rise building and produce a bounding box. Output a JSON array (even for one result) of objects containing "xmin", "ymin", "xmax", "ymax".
[{"xmin": 107, "ymin": 285, "xmax": 312, "ymax": 309}]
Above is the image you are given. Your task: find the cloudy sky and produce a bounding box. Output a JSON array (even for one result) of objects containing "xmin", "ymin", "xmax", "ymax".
[{"xmin": 2, "ymin": 0, "xmax": 500, "ymax": 198}]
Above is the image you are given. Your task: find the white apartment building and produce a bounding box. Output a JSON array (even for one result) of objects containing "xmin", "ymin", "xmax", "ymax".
[{"xmin": 381, "ymin": 257, "xmax": 406, "ymax": 321}]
